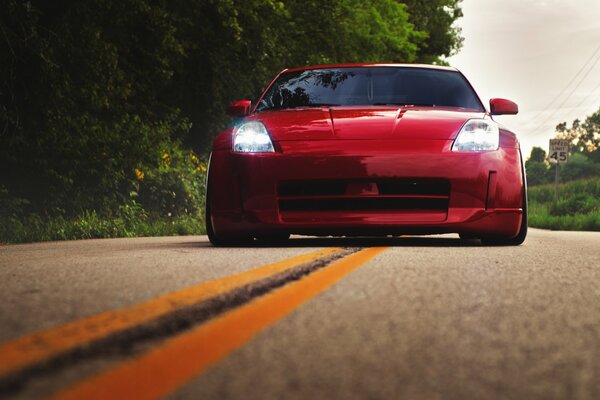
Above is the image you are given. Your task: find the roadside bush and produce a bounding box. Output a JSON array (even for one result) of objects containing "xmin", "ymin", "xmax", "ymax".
[
  {"xmin": 527, "ymin": 184, "xmax": 554, "ymax": 203},
  {"xmin": 0, "ymin": 138, "xmax": 207, "ymax": 244},
  {"xmin": 525, "ymin": 161, "xmax": 552, "ymax": 186},
  {"xmin": 528, "ymin": 177, "xmax": 600, "ymax": 231},
  {"xmin": 0, "ymin": 202, "xmax": 205, "ymax": 243},
  {"xmin": 136, "ymin": 144, "xmax": 207, "ymax": 218},
  {"xmin": 560, "ymin": 153, "xmax": 600, "ymax": 182},
  {"xmin": 549, "ymin": 193, "xmax": 599, "ymax": 216}
]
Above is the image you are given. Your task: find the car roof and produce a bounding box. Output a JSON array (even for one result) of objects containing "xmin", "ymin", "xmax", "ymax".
[{"xmin": 283, "ymin": 63, "xmax": 459, "ymax": 74}]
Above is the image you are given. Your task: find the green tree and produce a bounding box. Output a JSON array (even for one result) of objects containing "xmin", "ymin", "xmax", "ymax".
[
  {"xmin": 1, "ymin": 0, "xmax": 187, "ymax": 214},
  {"xmin": 1, "ymin": 0, "xmax": 465, "ymax": 221},
  {"xmin": 165, "ymin": 0, "xmax": 427, "ymax": 150},
  {"xmin": 556, "ymin": 107, "xmax": 600, "ymax": 154},
  {"xmin": 528, "ymin": 146, "xmax": 547, "ymax": 163},
  {"xmin": 523, "ymin": 106, "xmax": 600, "ymax": 188},
  {"xmin": 525, "ymin": 147, "xmax": 551, "ymax": 186},
  {"xmin": 560, "ymin": 153, "xmax": 600, "ymax": 182},
  {"xmin": 398, "ymin": 0, "xmax": 464, "ymax": 63}
]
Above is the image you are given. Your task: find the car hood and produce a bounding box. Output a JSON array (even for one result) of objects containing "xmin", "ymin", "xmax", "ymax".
[{"xmin": 251, "ymin": 107, "xmax": 486, "ymax": 141}]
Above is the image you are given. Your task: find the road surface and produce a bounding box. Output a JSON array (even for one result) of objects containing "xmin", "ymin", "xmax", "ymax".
[{"xmin": 1, "ymin": 228, "xmax": 599, "ymax": 399}]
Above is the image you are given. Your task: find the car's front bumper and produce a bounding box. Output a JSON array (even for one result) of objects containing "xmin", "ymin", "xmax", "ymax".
[{"xmin": 208, "ymin": 139, "xmax": 524, "ymax": 238}]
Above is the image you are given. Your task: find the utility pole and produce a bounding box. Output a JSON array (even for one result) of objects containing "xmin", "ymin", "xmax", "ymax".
[{"xmin": 553, "ymin": 160, "xmax": 559, "ymax": 207}]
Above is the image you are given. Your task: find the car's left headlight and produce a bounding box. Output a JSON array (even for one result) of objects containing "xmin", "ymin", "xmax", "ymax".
[
  {"xmin": 452, "ymin": 119, "xmax": 499, "ymax": 152},
  {"xmin": 232, "ymin": 121, "xmax": 275, "ymax": 153}
]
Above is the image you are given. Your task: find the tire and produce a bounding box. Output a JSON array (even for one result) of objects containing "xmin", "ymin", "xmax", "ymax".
[
  {"xmin": 205, "ymin": 176, "xmax": 251, "ymax": 247},
  {"xmin": 205, "ymin": 199, "xmax": 222, "ymax": 246},
  {"xmin": 480, "ymin": 208, "xmax": 527, "ymax": 246},
  {"xmin": 481, "ymin": 155, "xmax": 528, "ymax": 246}
]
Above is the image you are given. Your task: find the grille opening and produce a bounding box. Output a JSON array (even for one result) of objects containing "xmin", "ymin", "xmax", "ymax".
[
  {"xmin": 279, "ymin": 197, "xmax": 448, "ymax": 212},
  {"xmin": 278, "ymin": 181, "xmax": 347, "ymax": 197},
  {"xmin": 277, "ymin": 179, "xmax": 450, "ymax": 213},
  {"xmin": 377, "ymin": 179, "xmax": 449, "ymax": 196}
]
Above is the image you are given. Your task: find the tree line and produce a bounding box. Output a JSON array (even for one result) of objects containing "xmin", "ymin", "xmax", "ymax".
[
  {"xmin": 526, "ymin": 107, "xmax": 600, "ymax": 186},
  {"xmin": 1, "ymin": 0, "xmax": 463, "ymax": 220}
]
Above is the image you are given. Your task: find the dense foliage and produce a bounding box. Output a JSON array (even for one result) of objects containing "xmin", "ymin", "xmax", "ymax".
[
  {"xmin": 0, "ymin": 0, "xmax": 464, "ymax": 242},
  {"xmin": 526, "ymin": 107, "xmax": 600, "ymax": 231},
  {"xmin": 1, "ymin": 1, "xmax": 191, "ymax": 216},
  {"xmin": 528, "ymin": 178, "xmax": 600, "ymax": 231},
  {"xmin": 398, "ymin": 0, "xmax": 463, "ymax": 63}
]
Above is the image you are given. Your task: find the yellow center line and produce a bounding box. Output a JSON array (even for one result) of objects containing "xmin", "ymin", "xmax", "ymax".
[
  {"xmin": 0, "ymin": 247, "xmax": 342, "ymax": 378},
  {"xmin": 51, "ymin": 246, "xmax": 389, "ymax": 400}
]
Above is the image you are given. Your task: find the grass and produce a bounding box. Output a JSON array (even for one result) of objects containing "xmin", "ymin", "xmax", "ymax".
[
  {"xmin": 0, "ymin": 204, "xmax": 206, "ymax": 244},
  {"xmin": 528, "ymin": 177, "xmax": 600, "ymax": 231},
  {"xmin": 4, "ymin": 177, "xmax": 599, "ymax": 243}
]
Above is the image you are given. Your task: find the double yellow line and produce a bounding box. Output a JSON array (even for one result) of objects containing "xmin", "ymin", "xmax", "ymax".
[{"xmin": 0, "ymin": 246, "xmax": 388, "ymax": 399}]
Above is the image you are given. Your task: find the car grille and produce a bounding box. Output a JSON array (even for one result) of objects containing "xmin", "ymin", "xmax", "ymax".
[{"xmin": 277, "ymin": 179, "xmax": 450, "ymax": 213}]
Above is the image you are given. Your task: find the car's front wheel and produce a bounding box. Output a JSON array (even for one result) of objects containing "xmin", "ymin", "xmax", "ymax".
[
  {"xmin": 205, "ymin": 183, "xmax": 253, "ymax": 246},
  {"xmin": 480, "ymin": 182, "xmax": 528, "ymax": 246}
]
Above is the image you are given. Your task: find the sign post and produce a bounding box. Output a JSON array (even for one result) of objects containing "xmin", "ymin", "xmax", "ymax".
[{"xmin": 548, "ymin": 139, "xmax": 570, "ymax": 207}]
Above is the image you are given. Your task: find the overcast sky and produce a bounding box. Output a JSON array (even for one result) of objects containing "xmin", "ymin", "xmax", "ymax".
[{"xmin": 447, "ymin": 0, "xmax": 600, "ymax": 156}]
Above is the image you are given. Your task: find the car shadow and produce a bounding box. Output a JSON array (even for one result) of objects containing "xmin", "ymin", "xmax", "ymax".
[{"xmin": 197, "ymin": 235, "xmax": 485, "ymax": 248}]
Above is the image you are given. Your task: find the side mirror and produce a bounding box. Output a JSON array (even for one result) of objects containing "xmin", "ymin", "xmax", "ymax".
[
  {"xmin": 227, "ymin": 100, "xmax": 252, "ymax": 117},
  {"xmin": 490, "ymin": 98, "xmax": 518, "ymax": 115}
]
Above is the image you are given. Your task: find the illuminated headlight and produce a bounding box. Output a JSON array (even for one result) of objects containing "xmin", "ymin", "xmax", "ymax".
[
  {"xmin": 233, "ymin": 121, "xmax": 274, "ymax": 153},
  {"xmin": 452, "ymin": 119, "xmax": 499, "ymax": 152}
]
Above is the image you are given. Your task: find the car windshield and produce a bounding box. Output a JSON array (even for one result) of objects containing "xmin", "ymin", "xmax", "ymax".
[{"xmin": 256, "ymin": 67, "xmax": 484, "ymax": 112}]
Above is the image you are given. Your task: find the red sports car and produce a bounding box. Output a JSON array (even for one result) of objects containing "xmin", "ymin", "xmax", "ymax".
[{"xmin": 205, "ymin": 64, "xmax": 527, "ymax": 246}]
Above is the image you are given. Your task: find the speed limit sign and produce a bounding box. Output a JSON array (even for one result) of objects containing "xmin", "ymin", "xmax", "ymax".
[{"xmin": 549, "ymin": 139, "xmax": 569, "ymax": 164}]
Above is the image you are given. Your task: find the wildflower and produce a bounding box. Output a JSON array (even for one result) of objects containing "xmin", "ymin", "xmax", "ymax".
[
  {"xmin": 134, "ymin": 168, "xmax": 145, "ymax": 181},
  {"xmin": 161, "ymin": 152, "xmax": 171, "ymax": 168},
  {"xmin": 193, "ymin": 164, "xmax": 207, "ymax": 174}
]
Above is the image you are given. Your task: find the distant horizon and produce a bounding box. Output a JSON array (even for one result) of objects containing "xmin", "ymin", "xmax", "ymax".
[{"xmin": 448, "ymin": 0, "xmax": 600, "ymax": 158}]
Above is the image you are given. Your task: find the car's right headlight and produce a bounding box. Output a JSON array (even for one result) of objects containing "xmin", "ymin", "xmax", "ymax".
[
  {"xmin": 452, "ymin": 119, "xmax": 499, "ymax": 152},
  {"xmin": 232, "ymin": 121, "xmax": 275, "ymax": 153}
]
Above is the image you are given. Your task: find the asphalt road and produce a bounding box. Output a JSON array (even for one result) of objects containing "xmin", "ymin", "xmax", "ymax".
[{"xmin": 1, "ymin": 228, "xmax": 599, "ymax": 399}]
